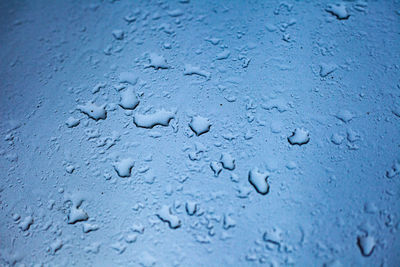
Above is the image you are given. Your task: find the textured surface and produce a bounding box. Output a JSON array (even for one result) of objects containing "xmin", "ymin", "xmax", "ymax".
[{"xmin": 0, "ymin": 1, "xmax": 399, "ymax": 266}]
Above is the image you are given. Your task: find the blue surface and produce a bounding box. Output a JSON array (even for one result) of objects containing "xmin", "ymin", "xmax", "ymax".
[{"xmin": 0, "ymin": 1, "xmax": 399, "ymax": 266}]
